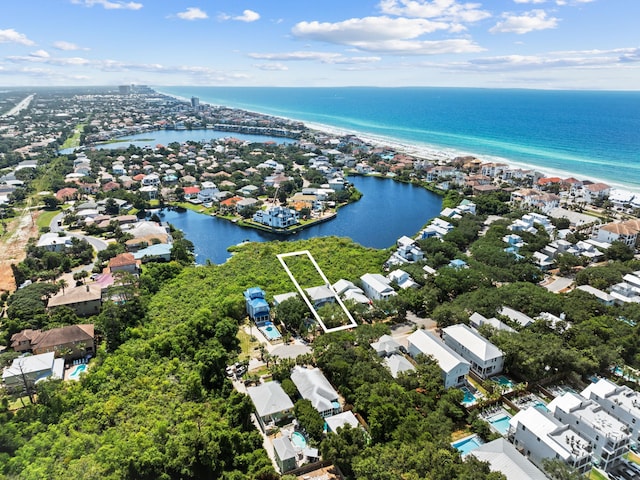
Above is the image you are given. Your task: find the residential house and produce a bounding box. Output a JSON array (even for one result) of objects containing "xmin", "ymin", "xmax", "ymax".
[
  {"xmin": 499, "ymin": 306, "xmax": 535, "ymax": 328},
  {"xmin": 594, "ymin": 220, "xmax": 640, "ymax": 247},
  {"xmin": 370, "ymin": 334, "xmax": 402, "ymax": 357},
  {"xmin": 253, "ymin": 206, "xmax": 299, "ymax": 228},
  {"xmin": 108, "ymin": 252, "xmax": 140, "ymax": 275},
  {"xmin": 324, "ymin": 411, "xmax": 360, "ymax": 433},
  {"xmin": 469, "ymin": 438, "xmax": 548, "ymax": 480},
  {"xmin": 387, "ymin": 269, "xmax": 419, "ymax": 289},
  {"xmin": 36, "ymin": 232, "xmax": 72, "ymax": 252},
  {"xmin": 384, "ymin": 354, "xmax": 416, "ymax": 378},
  {"xmin": 407, "ymin": 329, "xmax": 470, "ymax": 388},
  {"xmin": 575, "ymin": 285, "xmax": 615, "ymax": 306},
  {"xmin": 582, "ymin": 378, "xmax": 640, "ymax": 445},
  {"xmin": 332, "ymin": 279, "xmax": 370, "ymax": 304},
  {"xmin": 246, "ymin": 381, "xmax": 294, "ymax": 431},
  {"xmin": 2, "ymin": 352, "xmax": 65, "ymax": 393},
  {"xmin": 273, "ymin": 437, "xmax": 297, "ymax": 473},
  {"xmin": 360, "ymin": 273, "xmax": 397, "ymax": 301},
  {"xmin": 509, "ymin": 406, "xmax": 592, "ymax": 474},
  {"xmin": 582, "ymin": 182, "xmax": 611, "ymax": 203},
  {"xmin": 548, "ymin": 392, "xmax": 630, "ymax": 471},
  {"xmin": 244, "ymin": 287, "xmax": 270, "ymax": 322},
  {"xmin": 290, "ymin": 365, "xmax": 341, "ymax": 418},
  {"xmin": 389, "ymin": 236, "xmax": 424, "ymax": 264},
  {"xmin": 47, "ymin": 284, "xmax": 102, "ymax": 316},
  {"xmin": 133, "ymin": 243, "xmax": 173, "ymax": 263},
  {"xmin": 304, "ymin": 285, "xmax": 336, "ymax": 308},
  {"xmin": 442, "ymin": 324, "xmax": 504, "ymax": 379},
  {"xmin": 469, "ymin": 312, "xmax": 516, "ymax": 333},
  {"xmin": 10, "ymin": 324, "xmax": 95, "ymax": 360},
  {"xmin": 182, "ymin": 186, "xmax": 200, "ymax": 200}
]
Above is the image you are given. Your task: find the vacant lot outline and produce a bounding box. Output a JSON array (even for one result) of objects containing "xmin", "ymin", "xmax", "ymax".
[{"xmin": 277, "ymin": 250, "xmax": 357, "ymax": 333}]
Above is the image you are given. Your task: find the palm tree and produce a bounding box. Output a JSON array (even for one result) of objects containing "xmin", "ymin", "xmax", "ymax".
[{"xmin": 58, "ymin": 279, "xmax": 68, "ymax": 295}]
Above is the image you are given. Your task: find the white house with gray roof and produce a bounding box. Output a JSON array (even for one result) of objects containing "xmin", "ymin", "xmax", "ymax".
[
  {"xmin": 509, "ymin": 406, "xmax": 592, "ymax": 474},
  {"xmin": 246, "ymin": 381, "xmax": 294, "ymax": 431},
  {"xmin": 360, "ymin": 273, "xmax": 397, "ymax": 301},
  {"xmin": 469, "ymin": 438, "xmax": 547, "ymax": 480},
  {"xmin": 442, "ymin": 324, "xmax": 504, "ymax": 379},
  {"xmin": 290, "ymin": 366, "xmax": 341, "ymax": 418},
  {"xmin": 407, "ymin": 329, "xmax": 469, "ymax": 388},
  {"xmin": 370, "ymin": 335, "xmax": 402, "ymax": 357}
]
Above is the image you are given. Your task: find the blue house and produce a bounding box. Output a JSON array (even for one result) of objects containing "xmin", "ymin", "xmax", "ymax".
[
  {"xmin": 244, "ymin": 287, "xmax": 270, "ymax": 322},
  {"xmin": 449, "ymin": 259, "xmax": 468, "ymax": 270}
]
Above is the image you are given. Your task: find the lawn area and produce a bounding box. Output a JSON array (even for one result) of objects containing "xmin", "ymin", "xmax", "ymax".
[
  {"xmin": 237, "ymin": 324, "xmax": 261, "ymax": 362},
  {"xmin": 60, "ymin": 123, "xmax": 85, "ymax": 149},
  {"xmin": 8, "ymin": 395, "xmax": 32, "ymax": 411},
  {"xmin": 36, "ymin": 209, "xmax": 61, "ymax": 229},
  {"xmin": 451, "ymin": 429, "xmax": 474, "ymax": 442},
  {"xmin": 589, "ymin": 468, "xmax": 609, "ymax": 480},
  {"xmin": 173, "ymin": 202, "xmax": 214, "ymax": 214}
]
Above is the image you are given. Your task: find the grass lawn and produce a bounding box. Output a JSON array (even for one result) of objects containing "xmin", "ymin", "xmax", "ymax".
[
  {"xmin": 589, "ymin": 468, "xmax": 609, "ymax": 480},
  {"xmin": 625, "ymin": 451, "xmax": 640, "ymax": 465},
  {"xmin": 36, "ymin": 209, "xmax": 61, "ymax": 229},
  {"xmin": 8, "ymin": 395, "xmax": 32, "ymax": 411},
  {"xmin": 237, "ymin": 324, "xmax": 260, "ymax": 362},
  {"xmin": 60, "ymin": 123, "xmax": 85, "ymax": 149},
  {"xmin": 450, "ymin": 429, "xmax": 474, "ymax": 442}
]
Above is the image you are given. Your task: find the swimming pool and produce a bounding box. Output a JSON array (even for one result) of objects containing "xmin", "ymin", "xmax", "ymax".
[
  {"xmin": 489, "ymin": 415, "xmax": 512, "ymax": 436},
  {"xmin": 452, "ymin": 435, "xmax": 483, "ymax": 455},
  {"xmin": 291, "ymin": 431, "xmax": 307, "ymax": 450},
  {"xmin": 493, "ymin": 375, "xmax": 514, "ymax": 388},
  {"xmin": 69, "ymin": 364, "xmax": 87, "ymax": 380},
  {"xmin": 460, "ymin": 386, "xmax": 476, "ymax": 404},
  {"xmin": 533, "ymin": 401, "xmax": 550, "ymax": 412},
  {"xmin": 259, "ymin": 322, "xmax": 282, "ymax": 341}
]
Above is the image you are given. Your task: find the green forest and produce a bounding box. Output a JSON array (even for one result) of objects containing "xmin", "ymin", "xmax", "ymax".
[{"xmin": 1, "ymin": 228, "xmax": 640, "ymax": 479}]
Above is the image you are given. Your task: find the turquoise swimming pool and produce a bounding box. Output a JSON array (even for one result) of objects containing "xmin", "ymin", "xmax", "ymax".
[
  {"xmin": 452, "ymin": 435, "xmax": 483, "ymax": 455},
  {"xmin": 489, "ymin": 415, "xmax": 511, "ymax": 436},
  {"xmin": 494, "ymin": 375, "xmax": 514, "ymax": 388},
  {"xmin": 291, "ymin": 431, "xmax": 307, "ymax": 449},
  {"xmin": 533, "ymin": 401, "xmax": 550, "ymax": 412},
  {"xmin": 259, "ymin": 322, "xmax": 282, "ymax": 341},
  {"xmin": 69, "ymin": 364, "xmax": 87, "ymax": 380},
  {"xmin": 460, "ymin": 386, "xmax": 476, "ymax": 404}
]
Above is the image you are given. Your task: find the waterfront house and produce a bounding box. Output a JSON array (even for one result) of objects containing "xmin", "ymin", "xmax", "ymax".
[
  {"xmin": 244, "ymin": 287, "xmax": 270, "ymax": 322},
  {"xmin": 594, "ymin": 220, "xmax": 640, "ymax": 247},
  {"xmin": 108, "ymin": 252, "xmax": 140, "ymax": 275},
  {"xmin": 509, "ymin": 406, "xmax": 592, "ymax": 474},
  {"xmin": 360, "ymin": 273, "xmax": 397, "ymax": 301},
  {"xmin": 2, "ymin": 352, "xmax": 65, "ymax": 393},
  {"xmin": 247, "ymin": 381, "xmax": 294, "ymax": 432},
  {"xmin": 442, "ymin": 324, "xmax": 503, "ymax": 379},
  {"xmin": 290, "ymin": 365, "xmax": 341, "ymax": 418},
  {"xmin": 407, "ymin": 329, "xmax": 469, "ymax": 388},
  {"xmin": 253, "ymin": 206, "xmax": 299, "ymax": 229},
  {"xmin": 132, "ymin": 243, "xmax": 173, "ymax": 263}
]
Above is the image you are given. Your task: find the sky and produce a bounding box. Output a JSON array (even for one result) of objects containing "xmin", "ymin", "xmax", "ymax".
[{"xmin": 1, "ymin": 0, "xmax": 639, "ymax": 90}]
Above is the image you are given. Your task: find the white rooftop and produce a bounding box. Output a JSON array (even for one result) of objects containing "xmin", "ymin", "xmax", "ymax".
[
  {"xmin": 469, "ymin": 438, "xmax": 547, "ymax": 480},
  {"xmin": 442, "ymin": 324, "xmax": 504, "ymax": 361},
  {"xmin": 407, "ymin": 329, "xmax": 469, "ymax": 373}
]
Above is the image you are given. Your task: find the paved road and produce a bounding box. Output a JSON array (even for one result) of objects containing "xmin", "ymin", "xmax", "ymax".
[
  {"xmin": 49, "ymin": 212, "xmax": 108, "ymax": 252},
  {"xmin": 1, "ymin": 94, "xmax": 34, "ymax": 117}
]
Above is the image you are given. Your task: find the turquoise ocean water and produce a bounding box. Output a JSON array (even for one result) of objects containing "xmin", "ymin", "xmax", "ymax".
[{"xmin": 157, "ymin": 87, "xmax": 640, "ymax": 190}]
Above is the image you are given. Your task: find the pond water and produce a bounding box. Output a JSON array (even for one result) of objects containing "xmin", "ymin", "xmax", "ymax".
[{"xmin": 160, "ymin": 175, "xmax": 442, "ymax": 264}]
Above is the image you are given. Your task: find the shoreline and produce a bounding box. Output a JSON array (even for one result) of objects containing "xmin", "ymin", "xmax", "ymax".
[{"xmin": 155, "ymin": 88, "xmax": 640, "ymax": 194}]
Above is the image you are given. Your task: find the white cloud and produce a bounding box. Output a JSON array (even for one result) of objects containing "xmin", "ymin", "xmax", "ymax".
[
  {"xmin": 490, "ymin": 9, "xmax": 558, "ymax": 34},
  {"xmin": 219, "ymin": 9, "xmax": 260, "ymax": 23},
  {"xmin": 7, "ymin": 54, "xmax": 91, "ymax": 66},
  {"xmin": 514, "ymin": 0, "xmax": 547, "ymax": 4},
  {"xmin": 293, "ymin": 16, "xmax": 451, "ymax": 44},
  {"xmin": 556, "ymin": 0, "xmax": 594, "ymax": 5},
  {"xmin": 30, "ymin": 50, "xmax": 50, "ymax": 58},
  {"xmin": 378, "ymin": 0, "xmax": 491, "ymax": 23},
  {"xmin": 249, "ymin": 51, "xmax": 381, "ymax": 64},
  {"xmin": 53, "ymin": 40, "xmax": 87, "ymax": 51},
  {"xmin": 71, "ymin": 0, "xmax": 143, "ymax": 10},
  {"xmin": 0, "ymin": 28, "xmax": 35, "ymax": 46},
  {"xmin": 176, "ymin": 7, "xmax": 208, "ymax": 21},
  {"xmin": 254, "ymin": 63, "xmax": 289, "ymax": 71}
]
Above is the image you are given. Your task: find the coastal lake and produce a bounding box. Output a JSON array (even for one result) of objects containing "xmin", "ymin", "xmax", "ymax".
[{"xmin": 159, "ymin": 175, "xmax": 442, "ymax": 264}]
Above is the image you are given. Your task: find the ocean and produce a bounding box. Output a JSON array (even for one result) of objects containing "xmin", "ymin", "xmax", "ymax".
[{"xmin": 156, "ymin": 87, "xmax": 640, "ymax": 191}]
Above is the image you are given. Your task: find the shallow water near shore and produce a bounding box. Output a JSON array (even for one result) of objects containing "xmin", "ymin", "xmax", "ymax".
[{"xmin": 158, "ymin": 86, "xmax": 640, "ymax": 190}]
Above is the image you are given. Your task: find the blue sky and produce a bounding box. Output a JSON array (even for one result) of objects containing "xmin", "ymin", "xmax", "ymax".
[{"xmin": 1, "ymin": 0, "xmax": 638, "ymax": 89}]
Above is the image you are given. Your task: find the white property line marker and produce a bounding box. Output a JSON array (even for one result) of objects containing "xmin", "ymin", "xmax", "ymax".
[{"xmin": 276, "ymin": 250, "xmax": 357, "ymax": 334}]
